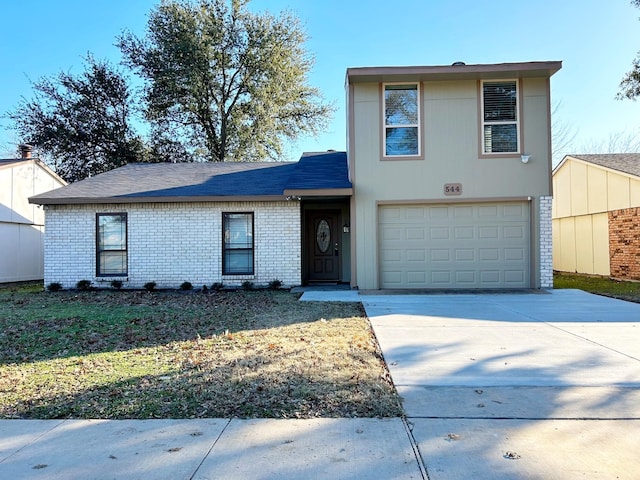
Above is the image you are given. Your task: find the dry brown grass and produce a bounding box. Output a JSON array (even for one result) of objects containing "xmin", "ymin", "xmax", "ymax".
[{"xmin": 0, "ymin": 288, "xmax": 402, "ymax": 419}]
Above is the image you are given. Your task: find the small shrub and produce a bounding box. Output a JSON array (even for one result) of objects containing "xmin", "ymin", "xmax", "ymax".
[
  {"xmin": 111, "ymin": 280, "xmax": 123, "ymax": 290},
  {"xmin": 144, "ymin": 281, "xmax": 157, "ymax": 292},
  {"xmin": 202, "ymin": 284, "xmax": 209, "ymax": 292},
  {"xmin": 180, "ymin": 281, "xmax": 193, "ymax": 291},
  {"xmin": 268, "ymin": 279, "xmax": 282, "ymax": 290},
  {"xmin": 211, "ymin": 282, "xmax": 224, "ymax": 291},
  {"xmin": 76, "ymin": 280, "xmax": 93, "ymax": 291},
  {"xmin": 47, "ymin": 282, "xmax": 62, "ymax": 292},
  {"xmin": 241, "ymin": 280, "xmax": 254, "ymax": 291}
]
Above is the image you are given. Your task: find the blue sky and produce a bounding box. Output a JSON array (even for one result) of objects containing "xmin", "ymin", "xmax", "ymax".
[{"xmin": 1, "ymin": 0, "xmax": 639, "ymax": 164}]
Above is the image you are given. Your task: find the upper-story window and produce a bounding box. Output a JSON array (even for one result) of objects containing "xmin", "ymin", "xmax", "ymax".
[
  {"xmin": 383, "ymin": 83, "xmax": 421, "ymax": 157},
  {"xmin": 481, "ymin": 80, "xmax": 520, "ymax": 154}
]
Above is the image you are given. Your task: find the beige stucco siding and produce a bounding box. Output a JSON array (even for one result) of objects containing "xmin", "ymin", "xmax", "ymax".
[
  {"xmin": 350, "ymin": 75, "xmax": 553, "ymax": 289},
  {"xmin": 552, "ymin": 156, "xmax": 640, "ymax": 275}
]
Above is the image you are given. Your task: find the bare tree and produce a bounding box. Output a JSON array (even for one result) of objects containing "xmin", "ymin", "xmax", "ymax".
[
  {"xmin": 551, "ymin": 100, "xmax": 578, "ymax": 166},
  {"xmin": 579, "ymin": 129, "xmax": 640, "ymax": 154}
]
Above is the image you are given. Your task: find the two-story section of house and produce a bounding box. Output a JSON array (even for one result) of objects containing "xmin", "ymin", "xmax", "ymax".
[{"xmin": 346, "ymin": 61, "xmax": 561, "ymax": 290}]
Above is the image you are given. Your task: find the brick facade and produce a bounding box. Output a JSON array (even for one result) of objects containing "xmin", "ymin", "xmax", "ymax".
[
  {"xmin": 608, "ymin": 207, "xmax": 640, "ymax": 280},
  {"xmin": 539, "ymin": 196, "xmax": 553, "ymax": 288},
  {"xmin": 44, "ymin": 201, "xmax": 301, "ymax": 289}
]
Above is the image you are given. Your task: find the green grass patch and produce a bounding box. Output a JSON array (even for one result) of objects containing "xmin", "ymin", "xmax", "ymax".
[
  {"xmin": 554, "ymin": 271, "xmax": 640, "ymax": 303},
  {"xmin": 0, "ymin": 288, "xmax": 402, "ymax": 419}
]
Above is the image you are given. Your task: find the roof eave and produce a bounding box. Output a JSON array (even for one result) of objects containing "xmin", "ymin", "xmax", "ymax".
[
  {"xmin": 29, "ymin": 194, "xmax": 290, "ymax": 205},
  {"xmin": 347, "ymin": 61, "xmax": 562, "ymax": 84},
  {"xmin": 283, "ymin": 188, "xmax": 353, "ymax": 197}
]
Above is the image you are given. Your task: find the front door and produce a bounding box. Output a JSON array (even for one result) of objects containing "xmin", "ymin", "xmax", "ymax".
[{"xmin": 307, "ymin": 210, "xmax": 340, "ymax": 282}]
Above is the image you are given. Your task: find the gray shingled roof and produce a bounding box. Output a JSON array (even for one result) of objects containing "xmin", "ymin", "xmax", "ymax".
[
  {"xmin": 570, "ymin": 154, "xmax": 640, "ymax": 178},
  {"xmin": 29, "ymin": 151, "xmax": 351, "ymax": 204}
]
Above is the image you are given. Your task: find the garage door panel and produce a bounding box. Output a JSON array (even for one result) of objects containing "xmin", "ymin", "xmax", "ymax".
[
  {"xmin": 406, "ymin": 250, "xmax": 426, "ymax": 262},
  {"xmin": 379, "ymin": 202, "xmax": 530, "ymax": 289},
  {"xmin": 454, "ymin": 249, "xmax": 474, "ymax": 261},
  {"xmin": 430, "ymin": 207, "xmax": 449, "ymax": 219},
  {"xmin": 381, "ymin": 226, "xmax": 402, "ymax": 240},
  {"xmin": 479, "ymin": 226, "xmax": 499, "ymax": 239},
  {"xmin": 480, "ymin": 270, "xmax": 501, "ymax": 283},
  {"xmin": 431, "ymin": 271, "xmax": 451, "ymax": 284},
  {"xmin": 504, "ymin": 248, "xmax": 525, "ymax": 261},
  {"xmin": 455, "ymin": 271, "xmax": 476, "ymax": 283},
  {"xmin": 504, "ymin": 225, "xmax": 525, "ymax": 238},
  {"xmin": 381, "ymin": 249, "xmax": 402, "ymax": 262},
  {"xmin": 454, "ymin": 206, "xmax": 474, "ymax": 218},
  {"xmin": 504, "ymin": 204, "xmax": 526, "ymax": 217},
  {"xmin": 430, "ymin": 249, "xmax": 449, "ymax": 261},
  {"xmin": 505, "ymin": 270, "xmax": 526, "ymax": 283},
  {"xmin": 479, "ymin": 248, "xmax": 499, "ymax": 261},
  {"xmin": 407, "ymin": 271, "xmax": 427, "ymax": 284},
  {"xmin": 430, "ymin": 227, "xmax": 449, "ymax": 240},
  {"xmin": 454, "ymin": 226, "xmax": 474, "ymax": 239},
  {"xmin": 406, "ymin": 228, "xmax": 425, "ymax": 240},
  {"xmin": 478, "ymin": 205, "xmax": 499, "ymax": 217}
]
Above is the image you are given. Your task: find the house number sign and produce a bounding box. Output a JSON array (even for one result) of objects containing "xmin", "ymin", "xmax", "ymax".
[{"xmin": 444, "ymin": 183, "xmax": 462, "ymax": 195}]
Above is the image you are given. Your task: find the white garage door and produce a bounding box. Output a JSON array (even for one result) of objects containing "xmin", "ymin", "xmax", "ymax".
[{"xmin": 379, "ymin": 202, "xmax": 530, "ymax": 289}]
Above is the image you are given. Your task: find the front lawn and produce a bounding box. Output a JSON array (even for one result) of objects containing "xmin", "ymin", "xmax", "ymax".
[{"xmin": 0, "ymin": 287, "xmax": 402, "ymax": 419}]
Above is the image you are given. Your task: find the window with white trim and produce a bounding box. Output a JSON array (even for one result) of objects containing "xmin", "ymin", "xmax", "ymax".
[
  {"xmin": 481, "ymin": 80, "xmax": 519, "ymax": 154},
  {"xmin": 383, "ymin": 83, "xmax": 420, "ymax": 157},
  {"xmin": 223, "ymin": 212, "xmax": 254, "ymax": 275},
  {"xmin": 96, "ymin": 213, "xmax": 127, "ymax": 276}
]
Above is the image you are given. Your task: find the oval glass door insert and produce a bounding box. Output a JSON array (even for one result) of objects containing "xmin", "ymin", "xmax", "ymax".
[{"xmin": 316, "ymin": 219, "xmax": 331, "ymax": 253}]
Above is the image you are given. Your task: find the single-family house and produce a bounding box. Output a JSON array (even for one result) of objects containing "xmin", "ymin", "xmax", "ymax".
[
  {"xmin": 552, "ymin": 154, "xmax": 640, "ymax": 280},
  {"xmin": 1, "ymin": 145, "xmax": 66, "ymax": 283},
  {"xmin": 29, "ymin": 60, "xmax": 561, "ymax": 290}
]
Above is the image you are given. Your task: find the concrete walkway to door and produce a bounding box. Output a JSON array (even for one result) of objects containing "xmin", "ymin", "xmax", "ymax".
[{"xmin": 363, "ymin": 289, "xmax": 640, "ymax": 480}]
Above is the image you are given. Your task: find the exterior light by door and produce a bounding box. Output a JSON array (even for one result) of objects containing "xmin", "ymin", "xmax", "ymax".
[{"xmin": 343, "ymin": 222, "xmax": 350, "ymax": 233}]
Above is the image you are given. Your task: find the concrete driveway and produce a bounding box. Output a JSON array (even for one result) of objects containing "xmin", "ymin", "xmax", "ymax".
[{"xmin": 363, "ymin": 289, "xmax": 640, "ymax": 480}]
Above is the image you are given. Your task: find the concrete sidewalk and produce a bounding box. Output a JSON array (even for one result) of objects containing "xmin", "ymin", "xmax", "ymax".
[
  {"xmin": 364, "ymin": 289, "xmax": 640, "ymax": 480},
  {"xmin": 0, "ymin": 418, "xmax": 423, "ymax": 479}
]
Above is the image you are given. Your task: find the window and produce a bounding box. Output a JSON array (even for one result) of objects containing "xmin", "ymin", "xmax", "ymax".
[
  {"xmin": 223, "ymin": 212, "xmax": 254, "ymax": 275},
  {"xmin": 481, "ymin": 80, "xmax": 520, "ymax": 154},
  {"xmin": 383, "ymin": 83, "xmax": 420, "ymax": 157},
  {"xmin": 96, "ymin": 213, "xmax": 127, "ymax": 276}
]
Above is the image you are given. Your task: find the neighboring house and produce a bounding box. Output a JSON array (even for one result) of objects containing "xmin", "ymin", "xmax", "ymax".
[
  {"xmin": 552, "ymin": 154, "xmax": 640, "ymax": 280},
  {"xmin": 29, "ymin": 60, "xmax": 561, "ymax": 290},
  {"xmin": 1, "ymin": 146, "xmax": 66, "ymax": 283}
]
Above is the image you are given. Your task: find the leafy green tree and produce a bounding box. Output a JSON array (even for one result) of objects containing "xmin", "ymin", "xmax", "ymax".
[
  {"xmin": 619, "ymin": 0, "xmax": 640, "ymax": 100},
  {"xmin": 7, "ymin": 55, "xmax": 143, "ymax": 182},
  {"xmin": 118, "ymin": 0, "xmax": 332, "ymax": 162}
]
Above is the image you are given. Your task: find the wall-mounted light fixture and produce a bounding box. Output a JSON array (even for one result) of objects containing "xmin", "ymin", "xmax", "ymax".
[
  {"xmin": 521, "ymin": 155, "xmax": 531, "ymax": 164},
  {"xmin": 343, "ymin": 222, "xmax": 350, "ymax": 233}
]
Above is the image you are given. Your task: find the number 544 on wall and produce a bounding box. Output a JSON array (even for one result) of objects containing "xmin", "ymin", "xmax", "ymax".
[{"xmin": 444, "ymin": 183, "xmax": 462, "ymax": 195}]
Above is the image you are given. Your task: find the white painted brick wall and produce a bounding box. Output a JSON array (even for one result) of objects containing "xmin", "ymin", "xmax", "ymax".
[
  {"xmin": 44, "ymin": 201, "xmax": 301, "ymax": 289},
  {"xmin": 539, "ymin": 195, "xmax": 553, "ymax": 289}
]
